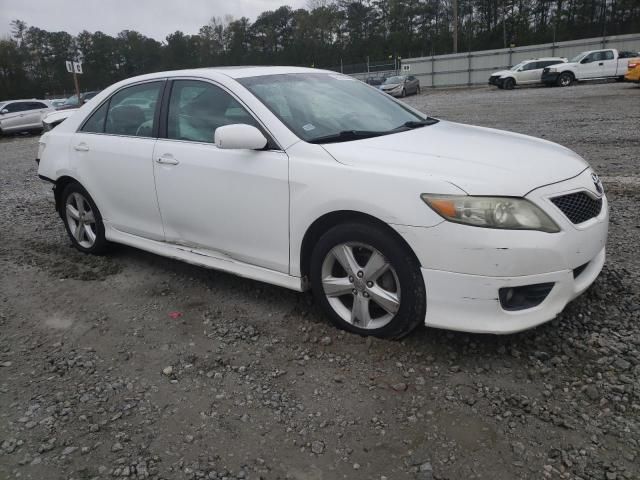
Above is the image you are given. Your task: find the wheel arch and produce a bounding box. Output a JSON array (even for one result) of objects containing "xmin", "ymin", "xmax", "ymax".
[
  {"xmin": 53, "ymin": 175, "xmax": 83, "ymax": 215},
  {"xmin": 299, "ymin": 210, "xmax": 422, "ymax": 280}
]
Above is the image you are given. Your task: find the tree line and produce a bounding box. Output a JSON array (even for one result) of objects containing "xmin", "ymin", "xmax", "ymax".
[{"xmin": 1, "ymin": 0, "xmax": 638, "ymax": 99}]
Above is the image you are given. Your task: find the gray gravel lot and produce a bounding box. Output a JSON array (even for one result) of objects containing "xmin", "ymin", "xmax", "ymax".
[{"xmin": 1, "ymin": 81, "xmax": 639, "ymax": 480}]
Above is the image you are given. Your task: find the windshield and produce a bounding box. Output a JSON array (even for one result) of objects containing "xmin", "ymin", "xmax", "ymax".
[
  {"xmin": 570, "ymin": 53, "xmax": 587, "ymax": 63},
  {"xmin": 63, "ymin": 95, "xmax": 79, "ymax": 106},
  {"xmin": 510, "ymin": 62, "xmax": 527, "ymax": 71},
  {"xmin": 383, "ymin": 76, "xmax": 405, "ymax": 84},
  {"xmin": 239, "ymin": 73, "xmax": 427, "ymax": 143}
]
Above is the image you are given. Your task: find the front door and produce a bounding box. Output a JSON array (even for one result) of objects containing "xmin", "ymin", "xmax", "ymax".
[
  {"xmin": 69, "ymin": 80, "xmax": 165, "ymax": 240},
  {"xmin": 153, "ymin": 79, "xmax": 290, "ymax": 273}
]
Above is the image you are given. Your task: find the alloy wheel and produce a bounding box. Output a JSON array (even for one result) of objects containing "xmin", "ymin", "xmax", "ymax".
[
  {"xmin": 65, "ymin": 192, "xmax": 97, "ymax": 248},
  {"xmin": 321, "ymin": 242, "xmax": 401, "ymax": 330}
]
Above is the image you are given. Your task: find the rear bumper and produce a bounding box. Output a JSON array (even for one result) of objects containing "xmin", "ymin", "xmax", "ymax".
[
  {"xmin": 542, "ymin": 72, "xmax": 560, "ymax": 84},
  {"xmin": 420, "ymin": 247, "xmax": 604, "ymax": 334}
]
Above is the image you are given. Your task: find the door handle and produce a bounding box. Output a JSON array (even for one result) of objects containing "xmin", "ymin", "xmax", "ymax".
[
  {"xmin": 74, "ymin": 143, "xmax": 89, "ymax": 152},
  {"xmin": 156, "ymin": 155, "xmax": 179, "ymax": 165},
  {"xmin": 598, "ymin": 62, "xmax": 603, "ymax": 66}
]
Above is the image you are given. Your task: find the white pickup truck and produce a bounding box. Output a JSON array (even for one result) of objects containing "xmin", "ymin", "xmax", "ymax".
[{"xmin": 542, "ymin": 49, "xmax": 640, "ymax": 87}]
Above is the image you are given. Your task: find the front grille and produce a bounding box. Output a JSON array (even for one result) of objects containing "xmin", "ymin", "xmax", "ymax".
[{"xmin": 550, "ymin": 192, "xmax": 602, "ymax": 224}]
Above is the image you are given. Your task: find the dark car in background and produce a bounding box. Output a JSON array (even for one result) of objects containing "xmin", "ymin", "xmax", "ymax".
[
  {"xmin": 57, "ymin": 91, "xmax": 101, "ymax": 110},
  {"xmin": 379, "ymin": 75, "xmax": 420, "ymax": 97}
]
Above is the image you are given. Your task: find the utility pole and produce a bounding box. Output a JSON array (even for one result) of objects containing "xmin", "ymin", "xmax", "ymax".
[
  {"xmin": 453, "ymin": 0, "xmax": 458, "ymax": 53},
  {"xmin": 502, "ymin": 0, "xmax": 507, "ymax": 49}
]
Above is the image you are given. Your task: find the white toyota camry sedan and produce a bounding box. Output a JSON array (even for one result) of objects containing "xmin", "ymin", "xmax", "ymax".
[{"xmin": 37, "ymin": 66, "xmax": 608, "ymax": 338}]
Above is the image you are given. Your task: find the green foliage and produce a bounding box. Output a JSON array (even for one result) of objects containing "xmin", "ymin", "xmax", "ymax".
[{"xmin": 1, "ymin": 0, "xmax": 638, "ymax": 98}]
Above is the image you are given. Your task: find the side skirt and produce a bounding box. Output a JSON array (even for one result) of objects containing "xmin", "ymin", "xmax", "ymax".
[{"xmin": 106, "ymin": 226, "xmax": 305, "ymax": 292}]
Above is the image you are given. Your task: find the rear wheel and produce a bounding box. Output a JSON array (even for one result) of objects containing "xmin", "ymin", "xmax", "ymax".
[
  {"xmin": 503, "ymin": 78, "xmax": 515, "ymax": 90},
  {"xmin": 310, "ymin": 222, "xmax": 425, "ymax": 339},
  {"xmin": 60, "ymin": 182, "xmax": 109, "ymax": 254},
  {"xmin": 557, "ymin": 72, "xmax": 573, "ymax": 87}
]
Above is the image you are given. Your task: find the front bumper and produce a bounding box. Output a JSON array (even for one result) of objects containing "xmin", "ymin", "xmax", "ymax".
[
  {"xmin": 381, "ymin": 86, "xmax": 404, "ymax": 97},
  {"xmin": 420, "ymin": 247, "xmax": 604, "ymax": 334},
  {"xmin": 394, "ymin": 169, "xmax": 609, "ymax": 334},
  {"xmin": 488, "ymin": 75, "xmax": 503, "ymax": 86},
  {"xmin": 542, "ymin": 71, "xmax": 560, "ymax": 84}
]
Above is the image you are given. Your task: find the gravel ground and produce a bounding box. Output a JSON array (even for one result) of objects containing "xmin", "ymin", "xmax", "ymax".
[{"xmin": 1, "ymin": 81, "xmax": 639, "ymax": 480}]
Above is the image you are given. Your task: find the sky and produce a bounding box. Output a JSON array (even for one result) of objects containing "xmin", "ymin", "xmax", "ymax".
[{"xmin": 0, "ymin": 0, "xmax": 309, "ymax": 41}]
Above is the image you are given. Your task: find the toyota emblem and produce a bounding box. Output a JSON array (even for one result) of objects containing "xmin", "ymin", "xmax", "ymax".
[{"xmin": 591, "ymin": 173, "xmax": 603, "ymax": 194}]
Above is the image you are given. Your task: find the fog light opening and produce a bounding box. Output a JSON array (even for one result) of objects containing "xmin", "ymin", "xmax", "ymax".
[{"xmin": 499, "ymin": 283, "xmax": 555, "ymax": 311}]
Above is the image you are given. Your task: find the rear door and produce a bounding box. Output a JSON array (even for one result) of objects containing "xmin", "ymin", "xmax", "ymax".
[
  {"xmin": 69, "ymin": 80, "xmax": 166, "ymax": 240},
  {"xmin": 23, "ymin": 101, "xmax": 51, "ymax": 128},
  {"xmin": 600, "ymin": 50, "xmax": 618, "ymax": 76},
  {"xmin": 518, "ymin": 61, "xmax": 543, "ymax": 84}
]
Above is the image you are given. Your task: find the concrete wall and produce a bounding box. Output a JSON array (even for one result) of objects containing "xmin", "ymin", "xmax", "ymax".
[{"xmin": 397, "ymin": 33, "xmax": 640, "ymax": 88}]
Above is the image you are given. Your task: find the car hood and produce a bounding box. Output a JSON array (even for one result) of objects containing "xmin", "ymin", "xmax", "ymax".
[
  {"xmin": 321, "ymin": 120, "xmax": 588, "ymax": 196},
  {"xmin": 491, "ymin": 70, "xmax": 512, "ymax": 77}
]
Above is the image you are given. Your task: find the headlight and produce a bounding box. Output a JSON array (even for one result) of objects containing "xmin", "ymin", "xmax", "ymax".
[
  {"xmin": 421, "ymin": 194, "xmax": 560, "ymax": 233},
  {"xmin": 547, "ymin": 67, "xmax": 557, "ymax": 72}
]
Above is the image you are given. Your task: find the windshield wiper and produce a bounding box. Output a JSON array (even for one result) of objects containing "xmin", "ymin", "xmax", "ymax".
[
  {"xmin": 395, "ymin": 118, "xmax": 439, "ymax": 130},
  {"xmin": 307, "ymin": 130, "xmax": 388, "ymax": 144}
]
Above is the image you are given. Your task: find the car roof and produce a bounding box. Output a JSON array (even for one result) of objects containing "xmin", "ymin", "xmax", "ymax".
[{"xmin": 113, "ymin": 66, "xmax": 332, "ymax": 85}]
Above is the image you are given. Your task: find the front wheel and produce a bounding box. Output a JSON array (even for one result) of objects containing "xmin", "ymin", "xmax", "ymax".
[
  {"xmin": 60, "ymin": 182, "xmax": 110, "ymax": 254},
  {"xmin": 416, "ymin": 86, "xmax": 421, "ymax": 95},
  {"xmin": 557, "ymin": 72, "xmax": 573, "ymax": 87},
  {"xmin": 400, "ymin": 88, "xmax": 406, "ymax": 98},
  {"xmin": 503, "ymin": 78, "xmax": 515, "ymax": 90},
  {"xmin": 310, "ymin": 223, "xmax": 426, "ymax": 339}
]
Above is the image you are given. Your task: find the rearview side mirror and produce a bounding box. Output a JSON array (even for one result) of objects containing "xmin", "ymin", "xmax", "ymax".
[{"xmin": 214, "ymin": 124, "xmax": 268, "ymax": 150}]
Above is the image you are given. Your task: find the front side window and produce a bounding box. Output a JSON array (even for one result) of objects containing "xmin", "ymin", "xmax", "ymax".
[
  {"xmin": 240, "ymin": 73, "xmax": 428, "ymax": 143},
  {"xmin": 167, "ymin": 80, "xmax": 259, "ymax": 143},
  {"xmin": 81, "ymin": 102, "xmax": 109, "ymax": 133}
]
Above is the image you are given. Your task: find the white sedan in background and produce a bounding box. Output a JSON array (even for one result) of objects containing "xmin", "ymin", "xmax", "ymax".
[{"xmin": 37, "ymin": 67, "xmax": 608, "ymax": 338}]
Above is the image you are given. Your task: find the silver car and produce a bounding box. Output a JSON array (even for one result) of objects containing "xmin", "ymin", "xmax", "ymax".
[
  {"xmin": 379, "ymin": 75, "xmax": 421, "ymax": 97},
  {"xmin": 0, "ymin": 99, "xmax": 54, "ymax": 134}
]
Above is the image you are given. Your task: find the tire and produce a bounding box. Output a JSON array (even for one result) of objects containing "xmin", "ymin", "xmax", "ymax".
[
  {"xmin": 310, "ymin": 222, "xmax": 426, "ymax": 339},
  {"xmin": 59, "ymin": 182, "xmax": 110, "ymax": 254},
  {"xmin": 503, "ymin": 78, "xmax": 515, "ymax": 90},
  {"xmin": 401, "ymin": 88, "xmax": 406, "ymax": 98},
  {"xmin": 557, "ymin": 72, "xmax": 573, "ymax": 87},
  {"xmin": 416, "ymin": 85, "xmax": 421, "ymax": 95},
  {"xmin": 497, "ymin": 84, "xmax": 504, "ymax": 89}
]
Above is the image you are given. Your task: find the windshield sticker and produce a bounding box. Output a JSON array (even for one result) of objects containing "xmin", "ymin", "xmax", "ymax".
[{"xmin": 302, "ymin": 123, "xmax": 316, "ymax": 131}]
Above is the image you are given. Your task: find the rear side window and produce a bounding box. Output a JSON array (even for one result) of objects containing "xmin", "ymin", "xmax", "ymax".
[
  {"xmin": 26, "ymin": 102, "xmax": 48, "ymax": 110},
  {"xmin": 81, "ymin": 102, "xmax": 109, "ymax": 133},
  {"xmin": 167, "ymin": 80, "xmax": 260, "ymax": 143},
  {"xmin": 80, "ymin": 82, "xmax": 162, "ymax": 136},
  {"xmin": 105, "ymin": 82, "xmax": 162, "ymax": 137},
  {"xmin": 602, "ymin": 51, "xmax": 614, "ymax": 60}
]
